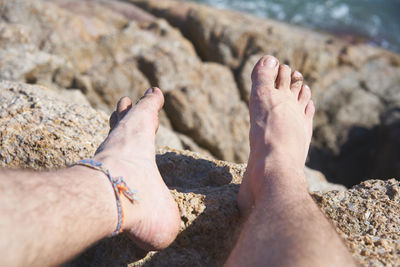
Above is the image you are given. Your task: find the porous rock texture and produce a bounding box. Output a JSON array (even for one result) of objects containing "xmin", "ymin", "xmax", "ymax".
[
  {"xmin": 0, "ymin": 81, "xmax": 208, "ymax": 166},
  {"xmin": 129, "ymin": 0, "xmax": 400, "ymax": 186},
  {"xmin": 313, "ymin": 179, "xmax": 400, "ymax": 266},
  {"xmin": 1, "ymin": 0, "xmax": 400, "ymax": 265},
  {"xmin": 0, "ymin": 0, "xmax": 250, "ymax": 163},
  {"xmin": 1, "ymin": 81, "xmax": 399, "ymax": 266},
  {"xmin": 3, "ymin": 0, "xmax": 400, "ymax": 184},
  {"xmin": 0, "ymin": 81, "xmax": 109, "ymax": 170}
]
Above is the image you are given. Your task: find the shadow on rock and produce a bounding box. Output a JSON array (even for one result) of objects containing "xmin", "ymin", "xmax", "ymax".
[
  {"xmin": 141, "ymin": 183, "xmax": 241, "ymax": 267},
  {"xmin": 61, "ymin": 235, "xmax": 149, "ymax": 267},
  {"xmin": 309, "ymin": 107, "xmax": 400, "ymax": 187},
  {"xmin": 63, "ymin": 149, "xmax": 244, "ymax": 266}
]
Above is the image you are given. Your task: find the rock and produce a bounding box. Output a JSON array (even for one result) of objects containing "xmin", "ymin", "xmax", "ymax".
[
  {"xmin": 305, "ymin": 167, "xmax": 346, "ymax": 192},
  {"xmin": 102, "ymin": 19, "xmax": 250, "ymax": 162},
  {"xmin": 1, "ymin": 81, "xmax": 398, "ymax": 266},
  {"xmin": 2, "ymin": 0, "xmax": 400, "ymax": 182},
  {"xmin": 163, "ymin": 62, "xmax": 250, "ymax": 162},
  {"xmin": 156, "ymin": 127, "xmax": 213, "ymax": 158},
  {"xmin": 98, "ymin": 18, "xmax": 250, "ymax": 162},
  {"xmin": 0, "ymin": 22, "xmax": 70, "ymax": 88},
  {"xmin": 363, "ymin": 108, "xmax": 400, "ymax": 180},
  {"xmin": 128, "ymin": 0, "xmax": 344, "ymax": 73},
  {"xmin": 155, "ymin": 125, "xmax": 184, "ymax": 151},
  {"xmin": 0, "ymin": 0, "xmax": 156, "ymax": 112},
  {"xmin": 55, "ymin": 88, "xmax": 91, "ymax": 107},
  {"xmin": 130, "ymin": 0, "xmax": 400, "ymax": 185},
  {"xmin": 0, "ymin": 0, "xmax": 251, "ymax": 163},
  {"xmin": 313, "ymin": 179, "xmax": 400, "ymax": 266},
  {"xmin": 65, "ymin": 150, "xmax": 399, "ymax": 267},
  {"xmin": 0, "ymin": 81, "xmax": 109, "ymax": 170},
  {"xmin": 0, "ymin": 81, "xmax": 212, "ymax": 167},
  {"xmin": 176, "ymin": 133, "xmax": 214, "ymax": 158}
]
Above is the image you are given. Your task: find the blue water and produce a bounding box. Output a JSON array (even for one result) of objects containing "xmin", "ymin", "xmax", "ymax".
[{"xmin": 186, "ymin": 0, "xmax": 400, "ymax": 53}]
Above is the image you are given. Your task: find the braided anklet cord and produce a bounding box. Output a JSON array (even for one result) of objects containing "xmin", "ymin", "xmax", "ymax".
[{"xmin": 72, "ymin": 159, "xmax": 138, "ymax": 237}]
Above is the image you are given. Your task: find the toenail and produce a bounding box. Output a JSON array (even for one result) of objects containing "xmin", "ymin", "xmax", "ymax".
[
  {"xmin": 294, "ymin": 71, "xmax": 302, "ymax": 78},
  {"xmin": 145, "ymin": 87, "xmax": 156, "ymax": 95},
  {"xmin": 263, "ymin": 56, "xmax": 278, "ymax": 68},
  {"xmin": 292, "ymin": 71, "xmax": 303, "ymax": 83}
]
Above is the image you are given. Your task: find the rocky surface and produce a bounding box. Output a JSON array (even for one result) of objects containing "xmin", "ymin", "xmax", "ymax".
[
  {"xmin": 0, "ymin": 81, "xmax": 213, "ymax": 164},
  {"xmin": 1, "ymin": 81, "xmax": 398, "ymax": 266},
  {"xmin": 2, "ymin": 0, "xmax": 400, "ymax": 183},
  {"xmin": 0, "ymin": 0, "xmax": 250, "ymax": 163},
  {"xmin": 313, "ymin": 179, "xmax": 400, "ymax": 266},
  {"xmin": 0, "ymin": 80, "xmax": 341, "ymax": 188},
  {"xmin": 1, "ymin": 0, "xmax": 400, "ymax": 264},
  {"xmin": 0, "ymin": 81, "xmax": 109, "ymax": 170},
  {"xmin": 129, "ymin": 0, "xmax": 400, "ymax": 186}
]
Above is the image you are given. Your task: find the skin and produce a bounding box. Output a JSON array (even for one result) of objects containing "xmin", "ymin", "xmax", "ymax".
[
  {"xmin": 0, "ymin": 56, "xmax": 356, "ymax": 267},
  {"xmin": 225, "ymin": 55, "xmax": 357, "ymax": 267},
  {"xmin": 0, "ymin": 88, "xmax": 180, "ymax": 266}
]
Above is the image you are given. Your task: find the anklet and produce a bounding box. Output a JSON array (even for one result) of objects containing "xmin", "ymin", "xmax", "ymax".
[{"xmin": 72, "ymin": 159, "xmax": 138, "ymax": 237}]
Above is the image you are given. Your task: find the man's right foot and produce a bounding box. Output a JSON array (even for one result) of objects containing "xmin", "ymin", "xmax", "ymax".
[
  {"xmin": 94, "ymin": 88, "xmax": 180, "ymax": 250},
  {"xmin": 238, "ymin": 55, "xmax": 315, "ymax": 216}
]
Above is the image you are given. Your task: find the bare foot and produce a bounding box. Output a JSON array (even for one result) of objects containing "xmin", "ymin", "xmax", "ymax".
[
  {"xmin": 238, "ymin": 55, "xmax": 315, "ymax": 217},
  {"xmin": 94, "ymin": 88, "xmax": 180, "ymax": 250}
]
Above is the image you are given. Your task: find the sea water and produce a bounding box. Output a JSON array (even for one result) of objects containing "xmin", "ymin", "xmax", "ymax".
[{"xmin": 186, "ymin": 0, "xmax": 400, "ymax": 53}]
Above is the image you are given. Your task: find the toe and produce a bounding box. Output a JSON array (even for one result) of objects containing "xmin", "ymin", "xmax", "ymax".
[
  {"xmin": 305, "ymin": 100, "xmax": 315, "ymax": 140},
  {"xmin": 125, "ymin": 87, "xmax": 165, "ymax": 134},
  {"xmin": 135, "ymin": 87, "xmax": 165, "ymax": 113},
  {"xmin": 290, "ymin": 71, "xmax": 303, "ymax": 97},
  {"xmin": 276, "ymin": 64, "xmax": 291, "ymax": 91},
  {"xmin": 305, "ymin": 100, "xmax": 315, "ymax": 119},
  {"xmin": 250, "ymin": 55, "xmax": 279, "ymax": 93},
  {"xmin": 298, "ymin": 85, "xmax": 311, "ymax": 109},
  {"xmin": 117, "ymin": 96, "xmax": 133, "ymax": 120}
]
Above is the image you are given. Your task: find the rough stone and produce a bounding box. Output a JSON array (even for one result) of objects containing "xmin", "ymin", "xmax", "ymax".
[
  {"xmin": 0, "ymin": 0, "xmax": 160, "ymax": 111},
  {"xmin": 64, "ymin": 149, "xmax": 398, "ymax": 267},
  {"xmin": 313, "ymin": 179, "xmax": 400, "ymax": 266},
  {"xmin": 130, "ymin": 0, "xmax": 400, "ymax": 185},
  {"xmin": 0, "ymin": 81, "xmax": 209, "ymax": 168},
  {"xmin": 1, "ymin": 0, "xmax": 400, "ymax": 182},
  {"xmin": 1, "ymin": 81, "xmax": 397, "ymax": 266},
  {"xmin": 0, "ymin": 81, "xmax": 109, "ymax": 170},
  {"xmin": 100, "ymin": 19, "xmax": 250, "ymax": 162},
  {"xmin": 163, "ymin": 62, "xmax": 250, "ymax": 162},
  {"xmin": 0, "ymin": 0, "xmax": 251, "ymax": 163}
]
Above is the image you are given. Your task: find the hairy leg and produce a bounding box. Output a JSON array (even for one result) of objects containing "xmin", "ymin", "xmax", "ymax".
[
  {"xmin": 225, "ymin": 56, "xmax": 356, "ymax": 267},
  {"xmin": 0, "ymin": 88, "xmax": 180, "ymax": 267}
]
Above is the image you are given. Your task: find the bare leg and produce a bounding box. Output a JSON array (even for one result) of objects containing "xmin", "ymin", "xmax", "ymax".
[
  {"xmin": 225, "ymin": 56, "xmax": 356, "ymax": 267},
  {"xmin": 0, "ymin": 88, "xmax": 180, "ymax": 266}
]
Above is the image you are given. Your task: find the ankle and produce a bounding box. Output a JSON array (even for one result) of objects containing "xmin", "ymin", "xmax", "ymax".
[
  {"xmin": 248, "ymin": 157, "xmax": 308, "ymax": 201},
  {"xmin": 250, "ymin": 143, "xmax": 305, "ymax": 167}
]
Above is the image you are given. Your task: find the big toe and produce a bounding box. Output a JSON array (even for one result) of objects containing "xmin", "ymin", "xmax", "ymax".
[
  {"xmin": 120, "ymin": 87, "xmax": 165, "ymax": 135},
  {"xmin": 251, "ymin": 55, "xmax": 279, "ymax": 94},
  {"xmin": 135, "ymin": 87, "xmax": 165, "ymax": 114},
  {"xmin": 276, "ymin": 64, "xmax": 291, "ymax": 91}
]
